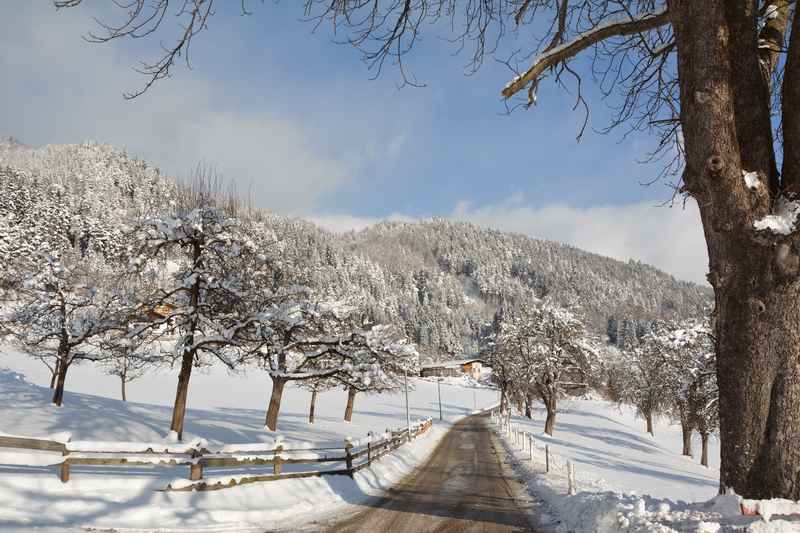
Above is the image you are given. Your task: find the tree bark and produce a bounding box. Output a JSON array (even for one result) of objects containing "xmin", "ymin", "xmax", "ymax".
[
  {"xmin": 645, "ymin": 411, "xmax": 654, "ymax": 437},
  {"xmin": 782, "ymin": 1, "xmax": 800, "ymax": 192},
  {"xmin": 544, "ymin": 396, "xmax": 557, "ymax": 436},
  {"xmin": 524, "ymin": 393, "xmax": 532, "ymax": 419},
  {"xmin": 49, "ymin": 359, "xmax": 59, "ymax": 389},
  {"xmin": 169, "ymin": 242, "xmax": 202, "ymax": 441},
  {"xmin": 344, "ymin": 387, "xmax": 357, "ymax": 422},
  {"xmin": 51, "ymin": 357, "xmax": 69, "ymax": 407},
  {"xmin": 265, "ymin": 377, "xmax": 287, "ymax": 431},
  {"xmin": 701, "ymin": 431, "xmax": 710, "ymax": 468},
  {"xmin": 120, "ymin": 357, "xmax": 127, "ymax": 402},
  {"xmin": 169, "ymin": 349, "xmax": 194, "ymax": 440},
  {"xmin": 670, "ymin": 1, "xmax": 800, "ymax": 498},
  {"xmin": 308, "ymin": 388, "xmax": 317, "ymax": 424},
  {"xmin": 681, "ymin": 421, "xmax": 693, "ymax": 457}
]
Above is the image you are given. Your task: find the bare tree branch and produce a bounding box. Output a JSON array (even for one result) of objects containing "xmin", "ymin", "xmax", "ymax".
[{"xmin": 501, "ymin": 6, "xmax": 669, "ymax": 99}]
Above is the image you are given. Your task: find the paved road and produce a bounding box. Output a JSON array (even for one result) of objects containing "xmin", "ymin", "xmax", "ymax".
[{"xmin": 307, "ymin": 414, "xmax": 537, "ymax": 532}]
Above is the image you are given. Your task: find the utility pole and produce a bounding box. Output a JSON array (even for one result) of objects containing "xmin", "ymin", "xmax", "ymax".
[{"xmin": 437, "ymin": 377, "xmax": 443, "ymax": 421}]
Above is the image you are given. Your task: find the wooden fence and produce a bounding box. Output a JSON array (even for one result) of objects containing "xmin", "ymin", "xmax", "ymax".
[
  {"xmin": 0, "ymin": 418, "xmax": 433, "ymax": 492},
  {"xmin": 489, "ymin": 408, "xmax": 578, "ymax": 494}
]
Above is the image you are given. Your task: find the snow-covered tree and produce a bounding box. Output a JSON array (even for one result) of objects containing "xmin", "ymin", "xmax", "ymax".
[
  {"xmin": 618, "ymin": 326, "xmax": 675, "ymax": 437},
  {"xmin": 129, "ymin": 205, "xmax": 276, "ymax": 440},
  {"xmin": 98, "ymin": 325, "xmax": 159, "ymax": 402},
  {"xmin": 497, "ymin": 302, "xmax": 593, "ymax": 435},
  {"xmin": 335, "ymin": 324, "xmax": 420, "ymax": 423},
  {"xmin": 298, "ymin": 376, "xmax": 338, "ymax": 424},
  {"xmin": 652, "ymin": 320, "xmax": 715, "ymax": 457},
  {"xmin": 255, "ymin": 301, "xmax": 419, "ymax": 430},
  {"xmin": 1, "ymin": 250, "xmax": 129, "ymax": 406},
  {"xmin": 691, "ymin": 353, "xmax": 719, "ymax": 467}
]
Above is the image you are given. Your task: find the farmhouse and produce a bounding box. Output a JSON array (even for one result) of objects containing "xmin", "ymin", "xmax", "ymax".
[{"xmin": 420, "ymin": 358, "xmax": 488, "ymax": 381}]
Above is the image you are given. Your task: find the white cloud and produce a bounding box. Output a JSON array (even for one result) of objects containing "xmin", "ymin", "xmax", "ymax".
[
  {"xmin": 311, "ymin": 212, "xmax": 417, "ymax": 233},
  {"xmin": 451, "ymin": 195, "xmax": 708, "ymax": 284},
  {"xmin": 0, "ymin": 3, "xmax": 350, "ymax": 215}
]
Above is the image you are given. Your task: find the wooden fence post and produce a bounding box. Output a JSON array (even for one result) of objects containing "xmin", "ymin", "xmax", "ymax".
[
  {"xmin": 568, "ymin": 461, "xmax": 576, "ymax": 495},
  {"xmin": 189, "ymin": 445, "xmax": 204, "ymax": 481},
  {"xmin": 273, "ymin": 444, "xmax": 283, "ymax": 475},
  {"xmin": 59, "ymin": 448, "xmax": 70, "ymax": 483},
  {"xmin": 189, "ymin": 461, "xmax": 203, "ymax": 481},
  {"xmin": 345, "ymin": 441, "xmax": 353, "ymax": 473},
  {"xmin": 545, "ymin": 445, "xmax": 550, "ymax": 473}
]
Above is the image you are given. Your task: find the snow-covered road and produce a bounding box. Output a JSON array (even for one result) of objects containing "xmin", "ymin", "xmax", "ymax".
[{"xmin": 296, "ymin": 413, "xmax": 538, "ymax": 532}]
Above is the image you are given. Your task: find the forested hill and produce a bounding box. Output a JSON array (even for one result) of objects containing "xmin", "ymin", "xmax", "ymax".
[{"xmin": 0, "ymin": 138, "xmax": 711, "ymax": 358}]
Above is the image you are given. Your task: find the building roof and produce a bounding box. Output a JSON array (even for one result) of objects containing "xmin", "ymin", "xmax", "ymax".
[{"xmin": 421, "ymin": 358, "xmax": 489, "ymax": 369}]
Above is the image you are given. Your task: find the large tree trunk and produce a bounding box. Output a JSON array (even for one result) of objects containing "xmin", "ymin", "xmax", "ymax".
[
  {"xmin": 670, "ymin": 1, "xmax": 800, "ymax": 498},
  {"xmin": 308, "ymin": 388, "xmax": 318, "ymax": 424},
  {"xmin": 169, "ymin": 245, "xmax": 203, "ymax": 441},
  {"xmin": 49, "ymin": 359, "xmax": 59, "ymax": 389},
  {"xmin": 51, "ymin": 356, "xmax": 69, "ymax": 407},
  {"xmin": 120, "ymin": 357, "xmax": 128, "ymax": 402},
  {"xmin": 645, "ymin": 411, "xmax": 654, "ymax": 437},
  {"xmin": 701, "ymin": 431, "xmax": 711, "ymax": 468},
  {"xmin": 265, "ymin": 377, "xmax": 287, "ymax": 431},
  {"xmin": 500, "ymin": 384, "xmax": 509, "ymax": 415},
  {"xmin": 524, "ymin": 393, "xmax": 532, "ymax": 419},
  {"xmin": 169, "ymin": 349, "xmax": 194, "ymax": 440},
  {"xmin": 681, "ymin": 420, "xmax": 693, "ymax": 457},
  {"xmin": 543, "ymin": 396, "xmax": 557, "ymax": 436},
  {"xmin": 344, "ymin": 387, "xmax": 357, "ymax": 422}
]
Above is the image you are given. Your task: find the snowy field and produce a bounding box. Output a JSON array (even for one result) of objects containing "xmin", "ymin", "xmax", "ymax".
[
  {"xmin": 496, "ymin": 409, "xmax": 800, "ymax": 532},
  {"xmin": 0, "ymin": 347, "xmax": 498, "ymax": 532},
  {"xmin": 507, "ymin": 399, "xmax": 720, "ymax": 502},
  {"xmin": 6, "ymin": 345, "xmax": 795, "ymax": 532}
]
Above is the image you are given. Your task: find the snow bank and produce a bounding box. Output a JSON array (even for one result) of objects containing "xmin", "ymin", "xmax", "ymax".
[
  {"xmin": 0, "ymin": 353, "xmax": 497, "ymax": 531},
  {"xmin": 492, "ymin": 410, "xmax": 800, "ymax": 532},
  {"xmin": 66, "ymin": 438, "xmax": 208, "ymax": 454}
]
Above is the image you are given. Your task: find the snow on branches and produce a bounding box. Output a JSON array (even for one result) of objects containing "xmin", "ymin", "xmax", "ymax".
[
  {"xmin": 128, "ymin": 205, "xmax": 280, "ymax": 439},
  {"xmin": 489, "ymin": 301, "xmax": 594, "ymax": 435},
  {"xmin": 1, "ymin": 249, "xmax": 132, "ymax": 406},
  {"xmin": 256, "ymin": 300, "xmax": 419, "ymax": 429},
  {"xmin": 613, "ymin": 317, "xmax": 717, "ymax": 457}
]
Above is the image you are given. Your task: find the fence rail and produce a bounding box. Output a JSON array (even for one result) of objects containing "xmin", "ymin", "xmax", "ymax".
[{"xmin": 0, "ymin": 418, "xmax": 433, "ymax": 492}]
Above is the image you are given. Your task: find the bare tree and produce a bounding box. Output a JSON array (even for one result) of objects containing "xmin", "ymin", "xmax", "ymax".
[
  {"xmin": 130, "ymin": 203, "xmax": 276, "ymax": 440},
  {"xmin": 255, "ymin": 300, "xmax": 418, "ymax": 431},
  {"xmin": 497, "ymin": 302, "xmax": 593, "ymax": 435},
  {"xmin": 299, "ymin": 376, "xmax": 338, "ymax": 424},
  {"xmin": 56, "ymin": 0, "xmax": 800, "ymax": 498},
  {"xmin": 618, "ymin": 333, "xmax": 673, "ymax": 437},
  {"xmin": 1, "ymin": 250, "xmax": 129, "ymax": 405},
  {"xmin": 98, "ymin": 327, "xmax": 158, "ymax": 402}
]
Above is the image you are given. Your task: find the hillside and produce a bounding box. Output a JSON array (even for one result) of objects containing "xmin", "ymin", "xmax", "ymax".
[{"xmin": 0, "ymin": 138, "xmax": 711, "ymax": 358}]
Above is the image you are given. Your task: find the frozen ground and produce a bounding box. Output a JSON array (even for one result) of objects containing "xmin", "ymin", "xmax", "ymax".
[{"xmin": 0, "ymin": 347, "xmax": 498, "ymax": 532}]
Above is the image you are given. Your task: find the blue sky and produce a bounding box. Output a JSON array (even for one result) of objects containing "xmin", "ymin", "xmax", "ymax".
[{"xmin": 0, "ymin": 1, "xmax": 707, "ymax": 283}]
